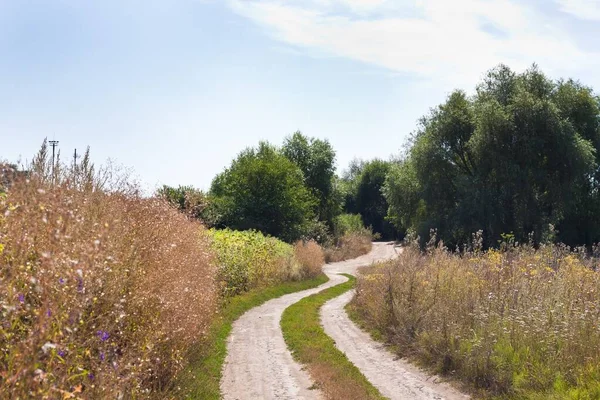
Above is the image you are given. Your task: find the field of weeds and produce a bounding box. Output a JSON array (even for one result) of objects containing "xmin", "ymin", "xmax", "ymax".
[
  {"xmin": 0, "ymin": 172, "xmax": 217, "ymax": 398},
  {"xmin": 353, "ymin": 241, "xmax": 600, "ymax": 399},
  {"xmin": 0, "ymin": 144, "xmax": 327, "ymax": 398}
]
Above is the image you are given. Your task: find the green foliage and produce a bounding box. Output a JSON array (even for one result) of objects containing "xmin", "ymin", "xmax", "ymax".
[
  {"xmin": 355, "ymin": 159, "xmax": 396, "ymax": 239},
  {"xmin": 282, "ymin": 131, "xmax": 339, "ymax": 228},
  {"xmin": 385, "ymin": 64, "xmax": 600, "ymax": 248},
  {"xmin": 333, "ymin": 213, "xmax": 365, "ymax": 238},
  {"xmin": 157, "ymin": 184, "xmax": 216, "ymax": 224},
  {"xmin": 210, "ymin": 142, "xmax": 316, "ymax": 242},
  {"xmin": 207, "ymin": 228, "xmax": 305, "ymax": 296}
]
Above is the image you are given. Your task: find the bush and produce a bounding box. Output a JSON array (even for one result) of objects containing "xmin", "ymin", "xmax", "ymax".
[
  {"xmin": 0, "ymin": 177, "xmax": 217, "ymax": 398},
  {"xmin": 324, "ymin": 232, "xmax": 373, "ymax": 263},
  {"xmin": 333, "ymin": 213, "xmax": 365, "ymax": 238},
  {"xmin": 294, "ymin": 240, "xmax": 325, "ymax": 278},
  {"xmin": 353, "ymin": 243, "xmax": 600, "ymax": 398},
  {"xmin": 208, "ymin": 229, "xmax": 323, "ymax": 297}
]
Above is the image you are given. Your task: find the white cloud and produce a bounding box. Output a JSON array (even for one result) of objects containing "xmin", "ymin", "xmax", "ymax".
[
  {"xmin": 556, "ymin": 0, "xmax": 600, "ymax": 21},
  {"xmin": 228, "ymin": 0, "xmax": 600, "ymax": 90}
]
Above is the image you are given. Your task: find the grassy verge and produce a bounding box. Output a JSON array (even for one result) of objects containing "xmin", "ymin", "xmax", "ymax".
[
  {"xmin": 178, "ymin": 273, "xmax": 329, "ymax": 399},
  {"xmin": 280, "ymin": 274, "xmax": 385, "ymax": 400}
]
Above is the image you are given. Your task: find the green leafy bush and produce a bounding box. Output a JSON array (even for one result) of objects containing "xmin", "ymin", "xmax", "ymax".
[{"xmin": 207, "ymin": 228, "xmax": 324, "ymax": 297}]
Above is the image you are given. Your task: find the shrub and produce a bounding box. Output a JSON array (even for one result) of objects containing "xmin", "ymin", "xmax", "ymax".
[
  {"xmin": 294, "ymin": 240, "xmax": 325, "ymax": 278},
  {"xmin": 353, "ymin": 243, "xmax": 600, "ymax": 398},
  {"xmin": 208, "ymin": 229, "xmax": 303, "ymax": 296},
  {"xmin": 0, "ymin": 176, "xmax": 217, "ymax": 398},
  {"xmin": 324, "ymin": 232, "xmax": 373, "ymax": 263},
  {"xmin": 333, "ymin": 213, "xmax": 365, "ymax": 238}
]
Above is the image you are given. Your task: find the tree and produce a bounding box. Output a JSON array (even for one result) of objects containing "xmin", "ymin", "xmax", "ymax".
[
  {"xmin": 282, "ymin": 132, "xmax": 338, "ymax": 227},
  {"xmin": 157, "ymin": 185, "xmax": 213, "ymax": 223},
  {"xmin": 385, "ymin": 64, "xmax": 599, "ymax": 248},
  {"xmin": 211, "ymin": 142, "xmax": 316, "ymax": 242},
  {"xmin": 355, "ymin": 159, "xmax": 395, "ymax": 238}
]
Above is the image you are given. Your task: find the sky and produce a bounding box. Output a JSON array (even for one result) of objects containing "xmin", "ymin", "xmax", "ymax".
[{"xmin": 2, "ymin": 0, "xmax": 600, "ymax": 192}]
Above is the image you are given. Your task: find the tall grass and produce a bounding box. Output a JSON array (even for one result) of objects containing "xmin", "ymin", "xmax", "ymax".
[
  {"xmin": 0, "ymin": 160, "xmax": 217, "ymax": 398},
  {"xmin": 353, "ymin": 242, "xmax": 600, "ymax": 398},
  {"xmin": 324, "ymin": 213, "xmax": 374, "ymax": 263}
]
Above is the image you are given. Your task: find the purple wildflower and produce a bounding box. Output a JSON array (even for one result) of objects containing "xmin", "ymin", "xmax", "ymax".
[
  {"xmin": 76, "ymin": 278, "xmax": 84, "ymax": 292},
  {"xmin": 46, "ymin": 309, "xmax": 52, "ymax": 317},
  {"xmin": 58, "ymin": 350, "xmax": 66, "ymax": 358},
  {"xmin": 99, "ymin": 352, "xmax": 105, "ymax": 361},
  {"xmin": 17, "ymin": 294, "xmax": 25, "ymax": 303},
  {"xmin": 58, "ymin": 278, "xmax": 65, "ymax": 285},
  {"xmin": 97, "ymin": 330, "xmax": 109, "ymax": 342},
  {"xmin": 88, "ymin": 373, "xmax": 94, "ymax": 380}
]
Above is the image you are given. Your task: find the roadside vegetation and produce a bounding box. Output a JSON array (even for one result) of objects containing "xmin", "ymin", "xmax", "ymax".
[
  {"xmin": 352, "ymin": 238, "xmax": 600, "ymax": 399},
  {"xmin": 179, "ymin": 273, "xmax": 328, "ymax": 399},
  {"xmin": 281, "ymin": 274, "xmax": 384, "ymax": 400},
  {"xmin": 0, "ymin": 147, "xmax": 217, "ymax": 399},
  {"xmin": 0, "ymin": 142, "xmax": 328, "ymax": 399},
  {"xmin": 384, "ymin": 64, "xmax": 600, "ymax": 249}
]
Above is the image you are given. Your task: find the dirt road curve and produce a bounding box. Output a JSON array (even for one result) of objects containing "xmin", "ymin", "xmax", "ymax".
[
  {"xmin": 221, "ymin": 242, "xmax": 469, "ymax": 399},
  {"xmin": 220, "ymin": 243, "xmax": 397, "ymax": 400},
  {"xmin": 321, "ymin": 243, "xmax": 470, "ymax": 400},
  {"xmin": 220, "ymin": 273, "xmax": 345, "ymax": 400}
]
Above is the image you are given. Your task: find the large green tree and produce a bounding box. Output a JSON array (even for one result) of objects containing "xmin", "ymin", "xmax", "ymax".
[
  {"xmin": 211, "ymin": 142, "xmax": 316, "ymax": 242},
  {"xmin": 385, "ymin": 65, "xmax": 599, "ymax": 248},
  {"xmin": 355, "ymin": 159, "xmax": 395, "ymax": 238},
  {"xmin": 282, "ymin": 131, "xmax": 338, "ymax": 227}
]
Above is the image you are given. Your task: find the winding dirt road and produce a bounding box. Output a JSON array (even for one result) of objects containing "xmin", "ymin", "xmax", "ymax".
[{"xmin": 221, "ymin": 242, "xmax": 469, "ymax": 399}]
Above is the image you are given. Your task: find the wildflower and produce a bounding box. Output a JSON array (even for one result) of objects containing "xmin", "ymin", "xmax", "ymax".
[
  {"xmin": 88, "ymin": 373, "xmax": 95, "ymax": 380},
  {"xmin": 99, "ymin": 351, "xmax": 105, "ymax": 361},
  {"xmin": 59, "ymin": 277, "xmax": 65, "ymax": 284},
  {"xmin": 58, "ymin": 350, "xmax": 66, "ymax": 358},
  {"xmin": 17, "ymin": 294, "xmax": 25, "ymax": 303},
  {"xmin": 41, "ymin": 342, "xmax": 56, "ymax": 354},
  {"xmin": 97, "ymin": 330, "xmax": 110, "ymax": 341},
  {"xmin": 46, "ymin": 309, "xmax": 52, "ymax": 317}
]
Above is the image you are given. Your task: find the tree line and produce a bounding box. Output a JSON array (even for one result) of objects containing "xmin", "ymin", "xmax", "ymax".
[{"xmin": 162, "ymin": 64, "xmax": 600, "ymax": 249}]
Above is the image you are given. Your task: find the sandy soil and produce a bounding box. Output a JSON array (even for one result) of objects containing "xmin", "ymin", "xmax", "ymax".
[
  {"xmin": 220, "ymin": 273, "xmax": 344, "ymax": 399},
  {"xmin": 321, "ymin": 243, "xmax": 471, "ymax": 400}
]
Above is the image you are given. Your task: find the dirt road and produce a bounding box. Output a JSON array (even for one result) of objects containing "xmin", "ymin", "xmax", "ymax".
[
  {"xmin": 221, "ymin": 242, "xmax": 469, "ymax": 399},
  {"xmin": 321, "ymin": 244, "xmax": 470, "ymax": 400},
  {"xmin": 220, "ymin": 243, "xmax": 397, "ymax": 399}
]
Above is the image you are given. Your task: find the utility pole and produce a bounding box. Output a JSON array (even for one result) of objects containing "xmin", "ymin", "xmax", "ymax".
[
  {"xmin": 72, "ymin": 148, "xmax": 80, "ymax": 174},
  {"xmin": 49, "ymin": 140, "xmax": 59, "ymax": 182}
]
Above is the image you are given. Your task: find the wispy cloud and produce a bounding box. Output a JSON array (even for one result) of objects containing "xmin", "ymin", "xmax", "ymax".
[
  {"xmin": 228, "ymin": 0, "xmax": 600, "ymax": 89},
  {"xmin": 556, "ymin": 0, "xmax": 600, "ymax": 21}
]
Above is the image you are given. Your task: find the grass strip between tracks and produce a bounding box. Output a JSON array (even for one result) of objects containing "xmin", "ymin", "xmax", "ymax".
[{"xmin": 281, "ymin": 273, "xmax": 386, "ymax": 400}]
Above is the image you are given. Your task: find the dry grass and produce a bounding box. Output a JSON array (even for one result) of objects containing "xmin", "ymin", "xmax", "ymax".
[
  {"xmin": 353, "ymin": 243, "xmax": 600, "ymax": 398},
  {"xmin": 294, "ymin": 239, "xmax": 325, "ymax": 277},
  {"xmin": 324, "ymin": 233, "xmax": 373, "ymax": 263},
  {"xmin": 0, "ymin": 173, "xmax": 217, "ymax": 398}
]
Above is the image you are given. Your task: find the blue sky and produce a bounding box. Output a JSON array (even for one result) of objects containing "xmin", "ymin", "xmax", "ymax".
[{"xmin": 2, "ymin": 0, "xmax": 600, "ymax": 191}]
